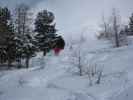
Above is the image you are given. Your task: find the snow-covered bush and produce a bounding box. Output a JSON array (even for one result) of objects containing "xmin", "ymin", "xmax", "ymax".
[
  {"xmin": 98, "ymin": 8, "xmax": 128, "ymax": 48},
  {"xmin": 68, "ymin": 34, "xmax": 87, "ymax": 76},
  {"xmin": 86, "ymin": 63, "xmax": 103, "ymax": 86}
]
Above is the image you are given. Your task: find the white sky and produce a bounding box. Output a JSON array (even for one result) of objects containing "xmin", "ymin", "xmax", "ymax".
[
  {"xmin": 1, "ymin": 0, "xmax": 133, "ymax": 38},
  {"xmin": 32, "ymin": 0, "xmax": 133, "ymax": 37}
]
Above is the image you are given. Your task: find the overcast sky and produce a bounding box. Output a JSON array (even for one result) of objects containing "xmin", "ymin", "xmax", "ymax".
[{"xmin": 0, "ymin": 0, "xmax": 133, "ymax": 37}]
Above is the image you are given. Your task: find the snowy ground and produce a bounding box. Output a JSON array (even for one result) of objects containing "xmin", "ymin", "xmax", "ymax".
[{"xmin": 0, "ymin": 37, "xmax": 133, "ymax": 100}]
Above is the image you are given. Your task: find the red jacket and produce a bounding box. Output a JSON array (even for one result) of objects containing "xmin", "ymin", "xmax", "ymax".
[{"xmin": 54, "ymin": 48, "xmax": 62, "ymax": 55}]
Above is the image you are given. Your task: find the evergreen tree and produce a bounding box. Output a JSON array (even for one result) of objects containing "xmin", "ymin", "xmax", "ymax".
[
  {"xmin": 0, "ymin": 7, "xmax": 16, "ymax": 67},
  {"xmin": 14, "ymin": 4, "xmax": 36, "ymax": 68},
  {"xmin": 0, "ymin": 7, "xmax": 9, "ymax": 64},
  {"xmin": 34, "ymin": 10, "xmax": 57, "ymax": 55},
  {"xmin": 21, "ymin": 33, "xmax": 36, "ymax": 68},
  {"xmin": 5, "ymin": 20, "xmax": 16, "ymax": 67}
]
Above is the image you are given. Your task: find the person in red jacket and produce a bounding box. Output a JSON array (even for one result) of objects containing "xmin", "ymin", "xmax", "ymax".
[{"xmin": 53, "ymin": 36, "xmax": 65, "ymax": 55}]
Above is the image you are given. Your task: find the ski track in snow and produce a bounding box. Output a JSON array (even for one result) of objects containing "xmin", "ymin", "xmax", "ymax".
[{"xmin": 46, "ymin": 82, "xmax": 97, "ymax": 100}]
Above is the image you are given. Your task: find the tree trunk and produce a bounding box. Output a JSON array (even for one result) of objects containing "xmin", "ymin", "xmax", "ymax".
[
  {"xmin": 96, "ymin": 70, "xmax": 102, "ymax": 84},
  {"xmin": 113, "ymin": 8, "xmax": 120, "ymax": 47},
  {"xmin": 114, "ymin": 27, "xmax": 120, "ymax": 47},
  {"xmin": 79, "ymin": 65, "xmax": 82, "ymax": 76},
  {"xmin": 78, "ymin": 54, "xmax": 82, "ymax": 76},
  {"xmin": 17, "ymin": 57, "xmax": 22, "ymax": 69},
  {"xmin": 7, "ymin": 57, "xmax": 12, "ymax": 69},
  {"xmin": 43, "ymin": 51, "xmax": 46, "ymax": 56},
  {"xmin": 25, "ymin": 56, "xmax": 30, "ymax": 68}
]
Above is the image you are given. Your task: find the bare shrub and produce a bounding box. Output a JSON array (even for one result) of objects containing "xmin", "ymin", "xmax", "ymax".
[{"xmin": 86, "ymin": 63, "xmax": 103, "ymax": 86}]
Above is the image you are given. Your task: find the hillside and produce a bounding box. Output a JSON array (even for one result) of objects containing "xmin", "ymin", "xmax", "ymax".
[{"xmin": 0, "ymin": 37, "xmax": 133, "ymax": 100}]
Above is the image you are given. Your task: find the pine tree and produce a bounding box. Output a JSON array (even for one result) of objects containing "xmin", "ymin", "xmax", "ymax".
[
  {"xmin": 14, "ymin": 4, "xmax": 36, "ymax": 68},
  {"xmin": 34, "ymin": 10, "xmax": 57, "ymax": 55},
  {"xmin": 0, "ymin": 7, "xmax": 16, "ymax": 67},
  {"xmin": 5, "ymin": 20, "xmax": 16, "ymax": 67},
  {"xmin": 21, "ymin": 33, "xmax": 36, "ymax": 68},
  {"xmin": 0, "ymin": 7, "xmax": 9, "ymax": 64}
]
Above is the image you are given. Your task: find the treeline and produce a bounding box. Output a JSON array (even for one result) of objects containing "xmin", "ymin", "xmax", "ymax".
[
  {"xmin": 0, "ymin": 4, "xmax": 64, "ymax": 69},
  {"xmin": 98, "ymin": 8, "xmax": 133, "ymax": 47}
]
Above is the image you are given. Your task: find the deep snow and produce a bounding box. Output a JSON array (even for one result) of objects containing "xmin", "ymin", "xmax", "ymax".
[{"xmin": 0, "ymin": 36, "xmax": 133, "ymax": 100}]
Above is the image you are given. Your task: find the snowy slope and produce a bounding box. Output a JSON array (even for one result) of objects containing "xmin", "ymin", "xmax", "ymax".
[
  {"xmin": 0, "ymin": 37, "xmax": 133, "ymax": 100},
  {"xmin": 110, "ymin": 85, "xmax": 133, "ymax": 100}
]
